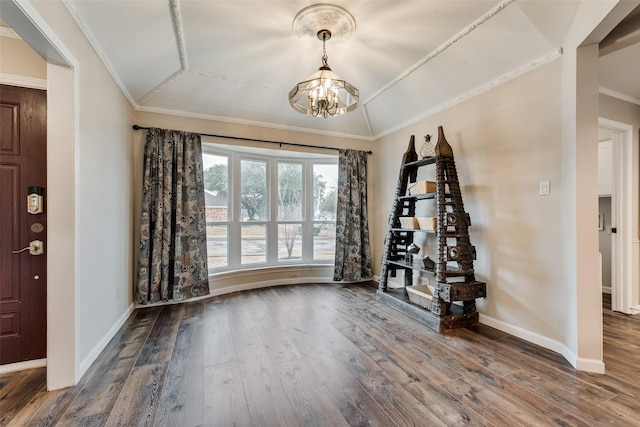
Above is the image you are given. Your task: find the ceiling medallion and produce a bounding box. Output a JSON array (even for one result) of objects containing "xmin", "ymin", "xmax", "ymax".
[
  {"xmin": 289, "ymin": 4, "xmax": 359, "ymax": 118},
  {"xmin": 292, "ymin": 4, "xmax": 356, "ymax": 41}
]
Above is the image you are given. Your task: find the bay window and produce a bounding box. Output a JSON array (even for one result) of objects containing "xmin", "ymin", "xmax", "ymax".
[{"xmin": 202, "ymin": 142, "xmax": 337, "ymax": 272}]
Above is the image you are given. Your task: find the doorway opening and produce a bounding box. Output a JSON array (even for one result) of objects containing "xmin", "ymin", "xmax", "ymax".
[{"xmin": 598, "ymin": 118, "xmax": 638, "ymax": 315}]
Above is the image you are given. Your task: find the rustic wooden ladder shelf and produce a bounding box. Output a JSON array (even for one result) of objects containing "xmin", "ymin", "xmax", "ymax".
[{"xmin": 377, "ymin": 126, "xmax": 486, "ymax": 332}]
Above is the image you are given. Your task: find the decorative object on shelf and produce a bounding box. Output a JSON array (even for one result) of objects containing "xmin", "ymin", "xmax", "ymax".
[
  {"xmin": 408, "ymin": 180, "xmax": 436, "ymax": 195},
  {"xmin": 399, "ymin": 216, "xmax": 419, "ymax": 229},
  {"xmin": 406, "ymin": 285, "xmax": 433, "ymax": 309},
  {"xmin": 434, "ymin": 126, "xmax": 454, "ymax": 157},
  {"xmin": 417, "ymin": 217, "xmax": 436, "ymax": 231},
  {"xmin": 377, "ymin": 126, "xmax": 486, "ymax": 333},
  {"xmin": 407, "ymin": 243, "xmax": 420, "ymax": 254},
  {"xmin": 402, "ymin": 135, "xmax": 418, "ymax": 182},
  {"xmin": 405, "ymin": 242, "xmax": 420, "ymax": 262},
  {"xmin": 420, "ymin": 134, "xmax": 434, "ymax": 159},
  {"xmin": 422, "ymin": 256, "xmax": 435, "ymax": 270},
  {"xmin": 289, "ymin": 4, "xmax": 359, "ymax": 118}
]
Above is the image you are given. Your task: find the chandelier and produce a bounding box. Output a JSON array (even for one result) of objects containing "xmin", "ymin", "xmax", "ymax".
[{"xmin": 288, "ymin": 5, "xmax": 359, "ymax": 118}]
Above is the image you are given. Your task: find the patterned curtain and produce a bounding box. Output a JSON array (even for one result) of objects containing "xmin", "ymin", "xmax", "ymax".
[
  {"xmin": 137, "ymin": 128, "xmax": 210, "ymax": 304},
  {"xmin": 333, "ymin": 149, "xmax": 373, "ymax": 281}
]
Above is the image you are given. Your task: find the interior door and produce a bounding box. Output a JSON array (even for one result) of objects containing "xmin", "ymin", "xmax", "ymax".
[{"xmin": 0, "ymin": 84, "xmax": 47, "ymax": 365}]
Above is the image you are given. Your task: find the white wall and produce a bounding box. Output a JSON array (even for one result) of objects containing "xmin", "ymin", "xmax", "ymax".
[
  {"xmin": 9, "ymin": 0, "xmax": 135, "ymax": 388},
  {"xmin": 372, "ymin": 59, "xmax": 573, "ymax": 355},
  {"xmin": 0, "ymin": 31, "xmax": 46, "ymax": 78}
]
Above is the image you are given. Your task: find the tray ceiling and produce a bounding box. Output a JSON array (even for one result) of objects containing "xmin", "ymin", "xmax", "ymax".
[{"xmin": 60, "ymin": 0, "xmax": 638, "ymax": 140}]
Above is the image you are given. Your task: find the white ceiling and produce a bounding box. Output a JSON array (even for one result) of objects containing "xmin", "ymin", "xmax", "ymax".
[{"xmin": 59, "ymin": 0, "xmax": 639, "ymax": 140}]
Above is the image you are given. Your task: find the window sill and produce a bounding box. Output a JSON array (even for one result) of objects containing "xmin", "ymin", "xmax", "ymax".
[{"xmin": 208, "ymin": 263, "xmax": 335, "ymax": 297}]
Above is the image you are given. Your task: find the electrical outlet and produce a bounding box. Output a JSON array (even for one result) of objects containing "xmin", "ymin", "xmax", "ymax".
[{"xmin": 539, "ymin": 180, "xmax": 550, "ymax": 195}]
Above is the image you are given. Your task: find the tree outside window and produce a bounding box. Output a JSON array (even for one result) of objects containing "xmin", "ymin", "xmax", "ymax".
[
  {"xmin": 241, "ymin": 159, "xmax": 267, "ymax": 221},
  {"xmin": 278, "ymin": 163, "xmax": 302, "ymax": 259}
]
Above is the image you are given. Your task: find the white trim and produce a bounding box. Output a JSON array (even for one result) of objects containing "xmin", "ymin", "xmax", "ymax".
[
  {"xmin": 0, "ymin": 358, "xmax": 46, "ymax": 375},
  {"xmin": 77, "ymin": 303, "xmax": 135, "ymax": 378},
  {"xmin": 61, "ymin": 0, "xmax": 136, "ymax": 108},
  {"xmin": 0, "ymin": 73, "xmax": 47, "ymax": 89},
  {"xmin": 478, "ymin": 313, "xmax": 605, "ymax": 373},
  {"xmin": 363, "ymin": 0, "xmax": 515, "ymax": 105},
  {"xmin": 168, "ymin": 0, "xmax": 188, "ymax": 70},
  {"xmin": 372, "ymin": 280, "xmax": 606, "ymax": 373},
  {"xmin": 574, "ymin": 357, "xmax": 606, "ymax": 374},
  {"xmin": 599, "ymin": 117, "xmax": 636, "ymax": 314},
  {"xmin": 135, "ymin": 104, "xmax": 373, "ymax": 141},
  {"xmin": 599, "ymin": 87, "xmax": 640, "ymax": 106},
  {"xmin": 3, "ymin": 0, "xmax": 71, "ymax": 66},
  {"xmin": 138, "ymin": 69, "xmax": 186, "ymax": 104},
  {"xmin": 4, "ymin": 0, "xmax": 81, "ymax": 391},
  {"xmin": 478, "ymin": 314, "xmax": 565, "ymax": 355},
  {"xmin": 136, "ymin": 275, "xmax": 373, "ymax": 309},
  {"xmin": 374, "ymin": 49, "xmax": 563, "ymax": 140}
]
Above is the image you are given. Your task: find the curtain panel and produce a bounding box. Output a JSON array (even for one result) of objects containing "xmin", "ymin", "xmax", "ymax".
[
  {"xmin": 333, "ymin": 149, "xmax": 373, "ymax": 281},
  {"xmin": 137, "ymin": 128, "xmax": 210, "ymax": 304}
]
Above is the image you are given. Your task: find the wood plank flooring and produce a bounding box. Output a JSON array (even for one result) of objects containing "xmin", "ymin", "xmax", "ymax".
[{"xmin": 1, "ymin": 283, "xmax": 639, "ymax": 426}]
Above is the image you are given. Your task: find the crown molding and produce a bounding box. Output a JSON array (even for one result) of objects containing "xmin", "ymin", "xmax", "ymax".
[
  {"xmin": 135, "ymin": 104, "xmax": 373, "ymax": 141},
  {"xmin": 363, "ymin": 0, "xmax": 516, "ymax": 106},
  {"xmin": 374, "ymin": 48, "xmax": 563, "ymax": 140},
  {"xmin": 62, "ymin": 0, "xmax": 136, "ymax": 108},
  {"xmin": 0, "ymin": 73, "xmax": 47, "ymax": 89},
  {"xmin": 599, "ymin": 87, "xmax": 640, "ymax": 106}
]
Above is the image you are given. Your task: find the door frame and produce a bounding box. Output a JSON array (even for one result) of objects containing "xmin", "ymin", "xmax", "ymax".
[
  {"xmin": 1, "ymin": 0, "xmax": 80, "ymax": 389},
  {"xmin": 598, "ymin": 117, "xmax": 638, "ymax": 314}
]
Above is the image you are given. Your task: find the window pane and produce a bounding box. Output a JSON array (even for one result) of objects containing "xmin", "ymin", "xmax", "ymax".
[
  {"xmin": 313, "ymin": 164, "xmax": 338, "ymax": 220},
  {"xmin": 313, "ymin": 223, "xmax": 336, "ymax": 260},
  {"xmin": 278, "ymin": 163, "xmax": 303, "ymax": 221},
  {"xmin": 241, "ymin": 224, "xmax": 266, "ymax": 264},
  {"xmin": 241, "ymin": 159, "xmax": 267, "ymax": 221},
  {"xmin": 278, "ymin": 223, "xmax": 302, "ymax": 261},
  {"xmin": 206, "ymin": 224, "xmax": 228, "ymax": 268},
  {"xmin": 202, "ymin": 154, "xmax": 229, "ymax": 221}
]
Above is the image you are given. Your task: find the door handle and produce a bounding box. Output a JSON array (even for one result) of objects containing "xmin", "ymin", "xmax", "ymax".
[{"xmin": 12, "ymin": 240, "xmax": 44, "ymax": 255}]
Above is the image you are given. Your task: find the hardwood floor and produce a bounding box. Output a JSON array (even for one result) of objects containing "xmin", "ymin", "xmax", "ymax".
[{"xmin": 1, "ymin": 283, "xmax": 639, "ymax": 426}]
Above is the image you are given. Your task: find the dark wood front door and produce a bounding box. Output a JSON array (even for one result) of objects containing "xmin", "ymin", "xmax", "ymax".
[{"xmin": 0, "ymin": 84, "xmax": 47, "ymax": 365}]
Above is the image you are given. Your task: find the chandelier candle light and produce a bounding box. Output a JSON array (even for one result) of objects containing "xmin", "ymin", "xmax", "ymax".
[{"xmin": 289, "ymin": 4, "xmax": 359, "ymax": 118}]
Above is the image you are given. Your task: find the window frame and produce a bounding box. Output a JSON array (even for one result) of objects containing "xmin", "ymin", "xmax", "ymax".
[{"xmin": 202, "ymin": 142, "xmax": 337, "ymax": 272}]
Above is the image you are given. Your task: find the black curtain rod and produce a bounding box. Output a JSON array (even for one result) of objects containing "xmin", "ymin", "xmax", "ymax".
[{"xmin": 132, "ymin": 125, "xmax": 372, "ymax": 155}]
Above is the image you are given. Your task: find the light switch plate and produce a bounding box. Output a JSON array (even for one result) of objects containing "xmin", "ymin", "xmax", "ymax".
[{"xmin": 539, "ymin": 180, "xmax": 550, "ymax": 195}]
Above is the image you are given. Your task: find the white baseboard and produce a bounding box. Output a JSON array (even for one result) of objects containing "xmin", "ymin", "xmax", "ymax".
[
  {"xmin": 574, "ymin": 356, "xmax": 606, "ymax": 374},
  {"xmin": 78, "ymin": 303, "xmax": 135, "ymax": 378},
  {"xmin": 0, "ymin": 358, "xmax": 47, "ymax": 374},
  {"xmin": 136, "ymin": 276, "xmax": 336, "ymax": 309},
  {"xmin": 630, "ymin": 305, "xmax": 640, "ymax": 315},
  {"xmin": 478, "ymin": 313, "xmax": 605, "ymax": 374}
]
